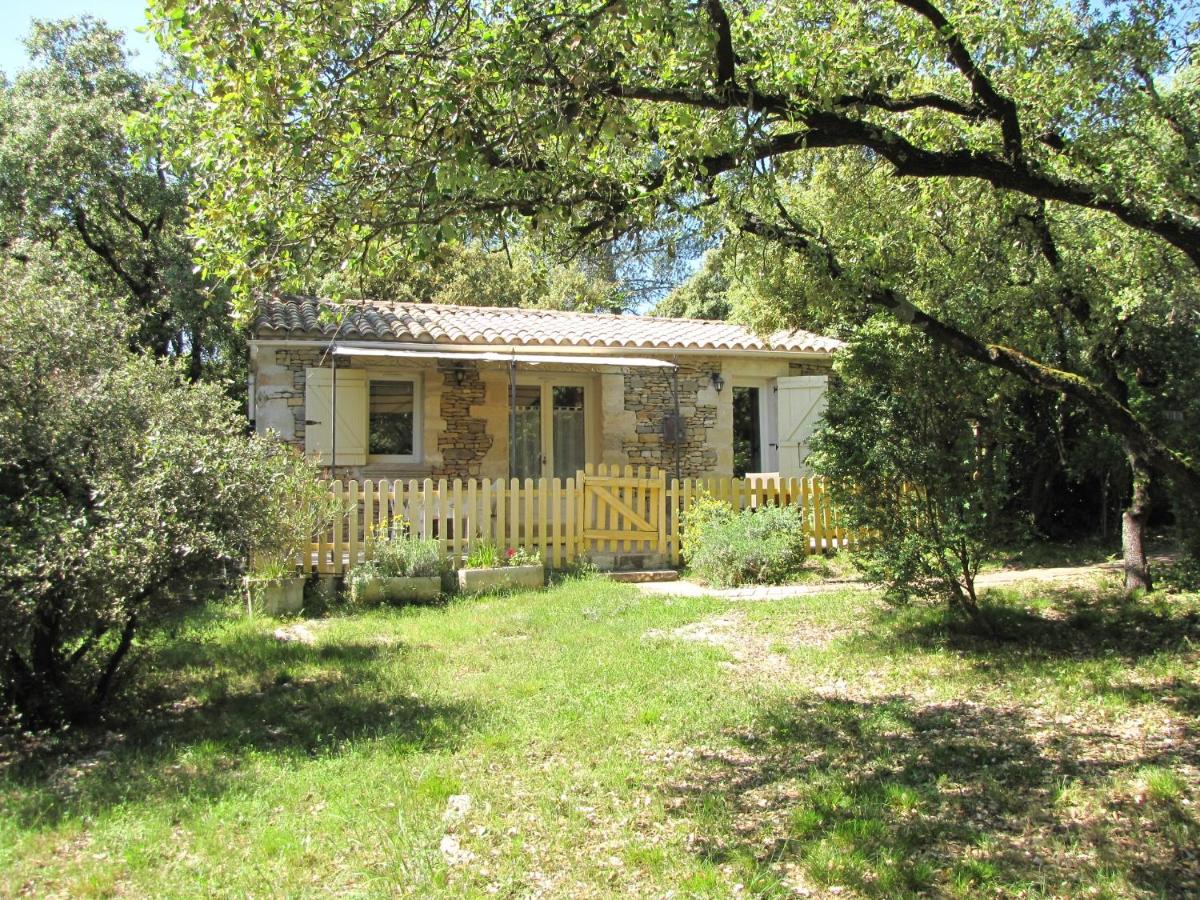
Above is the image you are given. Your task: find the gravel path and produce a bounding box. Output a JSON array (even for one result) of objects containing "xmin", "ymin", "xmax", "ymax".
[{"xmin": 633, "ymin": 559, "xmax": 1137, "ymax": 600}]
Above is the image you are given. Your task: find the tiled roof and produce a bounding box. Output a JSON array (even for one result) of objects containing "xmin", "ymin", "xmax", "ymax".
[{"xmin": 256, "ymin": 296, "xmax": 840, "ymax": 355}]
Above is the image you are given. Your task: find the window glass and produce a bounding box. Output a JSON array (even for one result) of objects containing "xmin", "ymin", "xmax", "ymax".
[
  {"xmin": 732, "ymin": 386, "xmax": 761, "ymax": 476},
  {"xmin": 369, "ymin": 380, "xmax": 414, "ymax": 456},
  {"xmin": 552, "ymin": 386, "xmax": 586, "ymax": 479},
  {"xmin": 512, "ymin": 384, "xmax": 542, "ymax": 479}
]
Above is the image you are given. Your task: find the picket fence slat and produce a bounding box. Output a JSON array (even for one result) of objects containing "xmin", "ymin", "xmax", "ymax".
[{"xmin": 306, "ymin": 472, "xmax": 857, "ymax": 574}]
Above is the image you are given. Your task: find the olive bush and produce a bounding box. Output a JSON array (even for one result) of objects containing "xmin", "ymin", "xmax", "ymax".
[{"xmin": 0, "ymin": 255, "xmax": 328, "ymax": 726}]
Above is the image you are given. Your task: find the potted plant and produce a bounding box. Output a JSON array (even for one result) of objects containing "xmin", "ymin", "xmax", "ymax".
[
  {"xmin": 244, "ymin": 556, "xmax": 307, "ymax": 615},
  {"xmin": 244, "ymin": 461, "xmax": 344, "ymax": 616},
  {"xmin": 348, "ymin": 536, "xmax": 443, "ymax": 605},
  {"xmin": 457, "ymin": 543, "xmax": 545, "ymax": 593}
]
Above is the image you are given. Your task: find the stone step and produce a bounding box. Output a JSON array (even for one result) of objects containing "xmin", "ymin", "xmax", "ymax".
[{"xmin": 606, "ymin": 570, "xmax": 680, "ymax": 584}]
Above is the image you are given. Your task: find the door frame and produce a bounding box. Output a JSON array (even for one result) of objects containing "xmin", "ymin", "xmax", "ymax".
[
  {"xmin": 731, "ymin": 377, "xmax": 779, "ymax": 474},
  {"xmin": 511, "ymin": 372, "xmax": 597, "ymax": 480}
]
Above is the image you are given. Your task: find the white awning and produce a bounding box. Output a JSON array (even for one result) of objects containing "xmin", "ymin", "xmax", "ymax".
[{"xmin": 331, "ymin": 343, "xmax": 677, "ymax": 368}]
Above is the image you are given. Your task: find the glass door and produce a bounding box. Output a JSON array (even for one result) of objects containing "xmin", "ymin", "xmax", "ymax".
[
  {"xmin": 511, "ymin": 381, "xmax": 589, "ymax": 479},
  {"xmin": 512, "ymin": 384, "xmax": 543, "ymax": 480},
  {"xmin": 552, "ymin": 386, "xmax": 586, "ymax": 479}
]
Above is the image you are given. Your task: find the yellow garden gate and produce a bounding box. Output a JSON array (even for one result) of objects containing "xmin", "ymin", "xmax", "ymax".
[{"xmin": 578, "ymin": 464, "xmax": 668, "ymax": 562}]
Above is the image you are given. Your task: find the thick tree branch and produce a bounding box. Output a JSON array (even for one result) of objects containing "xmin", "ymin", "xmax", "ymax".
[
  {"xmin": 704, "ymin": 0, "xmax": 736, "ymax": 85},
  {"xmin": 599, "ymin": 80, "xmax": 1200, "ymax": 268},
  {"xmin": 736, "ymin": 211, "xmax": 1200, "ymax": 496},
  {"xmin": 892, "ymin": 0, "xmax": 1023, "ymax": 160},
  {"xmin": 71, "ymin": 207, "xmax": 154, "ymax": 305}
]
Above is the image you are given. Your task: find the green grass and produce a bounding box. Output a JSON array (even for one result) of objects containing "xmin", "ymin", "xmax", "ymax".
[{"xmin": 2, "ymin": 575, "xmax": 1199, "ymax": 896}]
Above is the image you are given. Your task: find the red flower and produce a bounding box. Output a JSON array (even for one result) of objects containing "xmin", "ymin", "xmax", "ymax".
[{"xmin": 506, "ymin": 547, "xmax": 515, "ymax": 557}]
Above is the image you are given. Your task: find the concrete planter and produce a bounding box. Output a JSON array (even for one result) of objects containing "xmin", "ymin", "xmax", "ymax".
[
  {"xmin": 457, "ymin": 564, "xmax": 545, "ymax": 594},
  {"xmin": 246, "ymin": 576, "xmax": 306, "ymax": 616},
  {"xmin": 352, "ymin": 575, "xmax": 442, "ymax": 605}
]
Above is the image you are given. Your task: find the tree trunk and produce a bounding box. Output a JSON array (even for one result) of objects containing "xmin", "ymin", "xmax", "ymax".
[{"xmin": 1121, "ymin": 444, "xmax": 1153, "ymax": 594}]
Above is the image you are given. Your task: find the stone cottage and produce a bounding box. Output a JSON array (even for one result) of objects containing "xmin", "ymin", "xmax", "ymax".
[{"xmin": 250, "ymin": 297, "xmax": 839, "ymax": 481}]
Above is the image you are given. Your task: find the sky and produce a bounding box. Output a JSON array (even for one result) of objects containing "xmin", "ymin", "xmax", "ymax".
[{"xmin": 0, "ymin": 0, "xmax": 161, "ymax": 77}]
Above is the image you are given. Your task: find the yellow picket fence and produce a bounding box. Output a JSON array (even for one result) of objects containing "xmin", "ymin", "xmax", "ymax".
[{"xmin": 304, "ymin": 464, "xmax": 856, "ymax": 575}]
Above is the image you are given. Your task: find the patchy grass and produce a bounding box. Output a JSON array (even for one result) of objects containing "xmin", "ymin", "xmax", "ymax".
[
  {"xmin": 2, "ymin": 575, "xmax": 1199, "ymax": 896},
  {"xmin": 984, "ymin": 537, "xmax": 1121, "ymax": 572}
]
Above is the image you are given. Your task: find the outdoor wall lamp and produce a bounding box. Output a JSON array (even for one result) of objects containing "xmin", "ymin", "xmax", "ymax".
[
  {"xmin": 453, "ymin": 365, "xmax": 467, "ymax": 386},
  {"xmin": 710, "ymin": 372, "xmax": 725, "ymax": 393}
]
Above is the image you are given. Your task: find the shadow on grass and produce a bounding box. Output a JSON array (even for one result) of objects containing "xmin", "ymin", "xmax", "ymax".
[
  {"xmin": 668, "ymin": 693, "xmax": 1200, "ymax": 896},
  {"xmin": 876, "ymin": 586, "xmax": 1200, "ymax": 664},
  {"xmin": 2, "ymin": 616, "xmax": 476, "ymax": 829}
]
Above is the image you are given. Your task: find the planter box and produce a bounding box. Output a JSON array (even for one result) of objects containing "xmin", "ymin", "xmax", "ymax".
[
  {"xmin": 246, "ymin": 576, "xmax": 307, "ymax": 616},
  {"xmin": 457, "ymin": 564, "xmax": 545, "ymax": 594},
  {"xmin": 352, "ymin": 575, "xmax": 442, "ymax": 605}
]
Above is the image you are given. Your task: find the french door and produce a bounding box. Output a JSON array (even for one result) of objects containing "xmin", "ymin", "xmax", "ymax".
[{"xmin": 512, "ymin": 380, "xmax": 589, "ymax": 480}]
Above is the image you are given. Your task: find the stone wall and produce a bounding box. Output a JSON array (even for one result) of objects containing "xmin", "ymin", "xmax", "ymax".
[
  {"xmin": 433, "ymin": 360, "xmax": 492, "ymax": 478},
  {"xmin": 620, "ymin": 362, "xmax": 720, "ymax": 477}
]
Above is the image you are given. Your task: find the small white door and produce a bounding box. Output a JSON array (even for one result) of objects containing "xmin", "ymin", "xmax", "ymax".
[{"xmin": 776, "ymin": 375, "xmax": 828, "ymax": 477}]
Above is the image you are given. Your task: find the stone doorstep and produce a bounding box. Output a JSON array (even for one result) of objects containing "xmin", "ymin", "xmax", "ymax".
[{"xmin": 606, "ymin": 570, "xmax": 680, "ymax": 583}]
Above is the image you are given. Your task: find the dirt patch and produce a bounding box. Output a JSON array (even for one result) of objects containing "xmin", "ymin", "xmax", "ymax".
[{"xmin": 646, "ymin": 610, "xmax": 852, "ymax": 678}]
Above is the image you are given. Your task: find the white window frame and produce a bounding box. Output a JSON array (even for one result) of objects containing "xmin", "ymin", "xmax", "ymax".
[
  {"xmin": 366, "ymin": 373, "xmax": 423, "ymax": 464},
  {"xmin": 731, "ymin": 377, "xmax": 780, "ymax": 474}
]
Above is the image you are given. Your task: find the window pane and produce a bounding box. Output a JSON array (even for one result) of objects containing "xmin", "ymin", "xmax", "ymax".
[
  {"xmin": 732, "ymin": 387, "xmax": 761, "ymax": 476},
  {"xmin": 512, "ymin": 384, "xmax": 542, "ymax": 479},
  {"xmin": 369, "ymin": 381, "xmax": 414, "ymax": 456},
  {"xmin": 552, "ymin": 386, "xmax": 585, "ymax": 479}
]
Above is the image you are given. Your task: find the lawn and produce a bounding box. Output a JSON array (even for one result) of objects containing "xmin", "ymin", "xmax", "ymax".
[{"xmin": 2, "ymin": 572, "xmax": 1199, "ymax": 897}]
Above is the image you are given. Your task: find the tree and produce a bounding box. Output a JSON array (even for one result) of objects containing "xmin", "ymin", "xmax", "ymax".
[
  {"xmin": 154, "ymin": 0, "xmax": 1200, "ymax": 589},
  {"xmin": 0, "ymin": 18, "xmax": 235, "ymax": 382},
  {"xmin": 313, "ymin": 239, "xmax": 627, "ymax": 312},
  {"xmin": 651, "ymin": 249, "xmax": 732, "ymax": 320},
  {"xmin": 0, "ymin": 251, "xmax": 328, "ymax": 727},
  {"xmin": 811, "ymin": 318, "xmax": 1014, "ymax": 622}
]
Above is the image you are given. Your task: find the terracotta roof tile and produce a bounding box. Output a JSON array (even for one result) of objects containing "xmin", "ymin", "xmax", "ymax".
[{"xmin": 256, "ymin": 296, "xmax": 840, "ymax": 355}]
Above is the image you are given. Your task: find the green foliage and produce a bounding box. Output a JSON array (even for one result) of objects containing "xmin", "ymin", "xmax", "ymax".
[
  {"xmin": 313, "ymin": 239, "xmax": 627, "ymax": 313},
  {"xmin": 0, "ymin": 254, "xmax": 328, "ymax": 726},
  {"xmin": 464, "ymin": 542, "xmax": 504, "ymax": 570},
  {"xmin": 651, "ymin": 249, "xmax": 731, "ymax": 321},
  {"xmin": 371, "ymin": 538, "xmax": 443, "ymax": 579},
  {"xmin": 810, "ymin": 320, "xmax": 1014, "ymax": 614},
  {"xmin": 682, "ymin": 496, "xmax": 808, "ymax": 588},
  {"xmin": 347, "ymin": 537, "xmax": 443, "ymax": 606},
  {"xmin": 0, "ymin": 18, "xmax": 238, "ymax": 382},
  {"xmin": 505, "ymin": 546, "xmax": 542, "ymax": 567},
  {"xmin": 463, "ymin": 542, "xmax": 542, "ymax": 569}
]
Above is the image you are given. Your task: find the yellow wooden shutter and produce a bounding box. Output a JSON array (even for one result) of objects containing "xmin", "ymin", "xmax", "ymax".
[
  {"xmin": 304, "ymin": 368, "xmax": 368, "ymax": 466},
  {"xmin": 775, "ymin": 375, "xmax": 828, "ymax": 477}
]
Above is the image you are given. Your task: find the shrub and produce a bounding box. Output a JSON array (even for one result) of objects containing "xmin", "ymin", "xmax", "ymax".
[
  {"xmin": 683, "ymin": 498, "xmax": 808, "ymax": 588},
  {"xmin": 809, "ymin": 318, "xmax": 1013, "ymax": 620},
  {"xmin": 0, "ymin": 258, "xmax": 332, "ymax": 727},
  {"xmin": 372, "ymin": 537, "xmax": 443, "ymax": 578}
]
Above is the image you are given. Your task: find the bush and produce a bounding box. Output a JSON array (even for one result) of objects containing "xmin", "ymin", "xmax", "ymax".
[
  {"xmin": 809, "ymin": 318, "xmax": 1013, "ymax": 619},
  {"xmin": 372, "ymin": 537, "xmax": 443, "ymax": 578},
  {"xmin": 682, "ymin": 497, "xmax": 808, "ymax": 588},
  {"xmin": 0, "ymin": 257, "xmax": 332, "ymax": 727}
]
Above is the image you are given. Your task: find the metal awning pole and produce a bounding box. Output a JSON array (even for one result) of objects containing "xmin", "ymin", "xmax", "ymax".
[
  {"xmin": 509, "ymin": 353, "xmax": 517, "ymax": 477},
  {"xmin": 331, "ymin": 347, "xmax": 337, "ymax": 476},
  {"xmin": 670, "ymin": 362, "xmax": 681, "ymax": 485}
]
